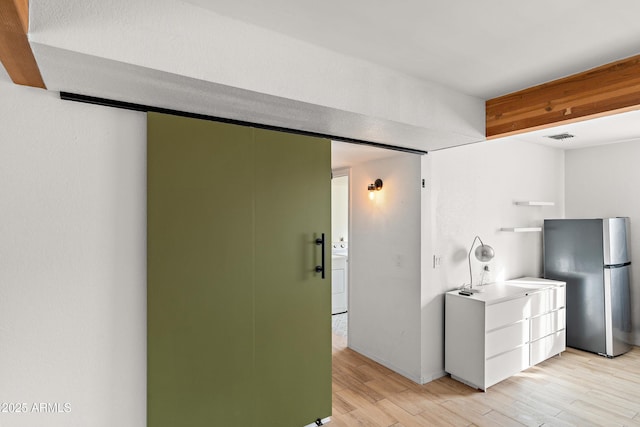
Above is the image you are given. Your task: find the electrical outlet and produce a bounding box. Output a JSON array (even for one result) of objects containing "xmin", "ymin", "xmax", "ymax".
[{"xmin": 433, "ymin": 255, "xmax": 441, "ymax": 268}]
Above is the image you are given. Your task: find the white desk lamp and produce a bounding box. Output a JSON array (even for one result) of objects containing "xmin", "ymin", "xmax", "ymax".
[{"xmin": 465, "ymin": 235, "xmax": 495, "ymax": 293}]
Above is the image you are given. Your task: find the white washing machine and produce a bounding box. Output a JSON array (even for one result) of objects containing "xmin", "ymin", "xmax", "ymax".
[{"xmin": 331, "ymin": 241, "xmax": 348, "ymax": 315}]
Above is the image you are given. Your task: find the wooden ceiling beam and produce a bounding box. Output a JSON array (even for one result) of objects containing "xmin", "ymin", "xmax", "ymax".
[
  {"xmin": 486, "ymin": 54, "xmax": 640, "ymax": 139},
  {"xmin": 0, "ymin": 0, "xmax": 46, "ymax": 88}
]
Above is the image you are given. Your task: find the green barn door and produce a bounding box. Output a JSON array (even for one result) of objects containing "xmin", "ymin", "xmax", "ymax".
[
  {"xmin": 253, "ymin": 129, "xmax": 332, "ymax": 425},
  {"xmin": 147, "ymin": 114, "xmax": 256, "ymax": 426},
  {"xmin": 147, "ymin": 113, "xmax": 331, "ymax": 427}
]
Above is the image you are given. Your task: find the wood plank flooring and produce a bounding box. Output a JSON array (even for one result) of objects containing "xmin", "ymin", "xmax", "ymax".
[{"xmin": 331, "ymin": 334, "xmax": 640, "ymax": 426}]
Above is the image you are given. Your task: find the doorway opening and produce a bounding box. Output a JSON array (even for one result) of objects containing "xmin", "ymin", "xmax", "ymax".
[
  {"xmin": 331, "ymin": 171, "xmax": 349, "ymax": 337},
  {"xmin": 330, "ymin": 140, "xmax": 409, "ymax": 341}
]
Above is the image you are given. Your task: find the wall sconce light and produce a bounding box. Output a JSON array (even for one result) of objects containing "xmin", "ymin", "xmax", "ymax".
[
  {"xmin": 368, "ymin": 179, "xmax": 383, "ymax": 200},
  {"xmin": 465, "ymin": 235, "xmax": 495, "ymax": 293}
]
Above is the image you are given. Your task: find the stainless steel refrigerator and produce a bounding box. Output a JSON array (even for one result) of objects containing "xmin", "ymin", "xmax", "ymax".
[{"xmin": 543, "ymin": 218, "xmax": 632, "ymax": 357}]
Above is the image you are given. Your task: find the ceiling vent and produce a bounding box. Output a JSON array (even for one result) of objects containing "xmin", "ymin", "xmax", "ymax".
[{"xmin": 546, "ymin": 132, "xmax": 575, "ymax": 141}]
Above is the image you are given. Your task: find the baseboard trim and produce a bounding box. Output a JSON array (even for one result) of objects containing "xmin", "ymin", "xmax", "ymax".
[
  {"xmin": 347, "ymin": 343, "xmax": 422, "ymax": 384},
  {"xmin": 421, "ymin": 369, "xmax": 447, "ymax": 384}
]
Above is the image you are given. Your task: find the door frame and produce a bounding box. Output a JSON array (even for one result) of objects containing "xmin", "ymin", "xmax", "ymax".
[{"xmin": 331, "ymin": 166, "xmax": 351, "ymax": 344}]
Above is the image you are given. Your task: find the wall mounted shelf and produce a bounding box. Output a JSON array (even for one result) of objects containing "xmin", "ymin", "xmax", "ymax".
[
  {"xmin": 501, "ymin": 227, "xmax": 542, "ymax": 232},
  {"xmin": 515, "ymin": 201, "xmax": 555, "ymax": 206}
]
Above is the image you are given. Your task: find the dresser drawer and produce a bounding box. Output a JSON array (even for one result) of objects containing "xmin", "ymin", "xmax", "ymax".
[
  {"xmin": 486, "ymin": 320, "xmax": 529, "ymax": 358},
  {"xmin": 530, "ymin": 330, "xmax": 565, "ymax": 366},
  {"xmin": 486, "ymin": 345, "xmax": 529, "ymax": 388},
  {"xmin": 486, "ymin": 297, "xmax": 528, "ymax": 331},
  {"xmin": 530, "ymin": 308, "xmax": 565, "ymax": 341},
  {"xmin": 530, "ymin": 287, "xmax": 565, "ymax": 317}
]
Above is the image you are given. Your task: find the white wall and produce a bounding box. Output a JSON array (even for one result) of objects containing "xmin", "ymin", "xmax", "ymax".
[
  {"xmin": 0, "ymin": 81, "xmax": 146, "ymax": 426},
  {"xmin": 565, "ymin": 140, "xmax": 640, "ymax": 345},
  {"xmin": 430, "ymin": 139, "xmax": 565, "ymax": 286},
  {"xmin": 349, "ymin": 153, "xmax": 423, "ymax": 382},
  {"xmin": 422, "ymin": 139, "xmax": 565, "ymax": 380}
]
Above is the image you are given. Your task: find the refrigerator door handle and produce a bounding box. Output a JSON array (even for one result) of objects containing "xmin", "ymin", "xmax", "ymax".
[
  {"xmin": 604, "ymin": 262, "xmax": 631, "ymax": 269},
  {"xmin": 603, "ymin": 269, "xmax": 614, "ymax": 357}
]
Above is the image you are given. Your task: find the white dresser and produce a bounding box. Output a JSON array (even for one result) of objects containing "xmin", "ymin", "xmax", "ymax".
[{"xmin": 445, "ymin": 277, "xmax": 566, "ymax": 391}]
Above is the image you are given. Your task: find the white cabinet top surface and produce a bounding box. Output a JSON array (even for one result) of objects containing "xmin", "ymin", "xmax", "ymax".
[{"xmin": 447, "ymin": 277, "xmax": 565, "ymax": 305}]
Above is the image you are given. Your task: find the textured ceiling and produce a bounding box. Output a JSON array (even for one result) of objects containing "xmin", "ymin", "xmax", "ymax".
[
  {"xmin": 505, "ymin": 109, "xmax": 640, "ymax": 150},
  {"xmin": 183, "ymin": 0, "xmax": 640, "ymax": 99}
]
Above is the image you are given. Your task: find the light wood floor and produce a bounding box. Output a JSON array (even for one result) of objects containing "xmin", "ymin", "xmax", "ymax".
[{"xmin": 331, "ymin": 334, "xmax": 640, "ymax": 426}]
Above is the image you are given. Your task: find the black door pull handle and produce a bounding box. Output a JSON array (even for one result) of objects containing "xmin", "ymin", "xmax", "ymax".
[{"xmin": 315, "ymin": 233, "xmax": 325, "ymax": 279}]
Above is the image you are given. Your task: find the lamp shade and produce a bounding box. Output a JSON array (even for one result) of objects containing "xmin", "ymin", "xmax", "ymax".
[{"xmin": 474, "ymin": 244, "xmax": 495, "ymax": 262}]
